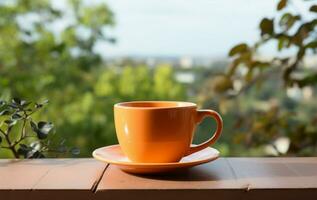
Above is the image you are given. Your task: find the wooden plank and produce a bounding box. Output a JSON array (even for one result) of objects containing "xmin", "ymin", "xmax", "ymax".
[
  {"xmin": 0, "ymin": 159, "xmax": 63, "ymax": 190},
  {"xmin": 97, "ymin": 157, "xmax": 317, "ymax": 191},
  {"xmin": 0, "ymin": 159, "xmax": 107, "ymax": 191},
  {"xmin": 1, "ymin": 158, "xmax": 317, "ymax": 200},
  {"xmin": 96, "ymin": 157, "xmax": 317, "ymax": 200},
  {"xmin": 33, "ymin": 158, "xmax": 107, "ymax": 190},
  {"xmin": 96, "ymin": 158, "xmax": 241, "ymax": 190},
  {"xmin": 228, "ymin": 157, "xmax": 317, "ymax": 189}
]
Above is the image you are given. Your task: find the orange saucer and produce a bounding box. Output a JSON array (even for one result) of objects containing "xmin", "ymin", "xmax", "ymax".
[{"xmin": 92, "ymin": 145, "xmax": 219, "ymax": 174}]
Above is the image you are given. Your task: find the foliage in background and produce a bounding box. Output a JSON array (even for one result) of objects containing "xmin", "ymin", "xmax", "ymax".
[
  {"xmin": 1, "ymin": 0, "xmax": 317, "ymax": 158},
  {"xmin": 206, "ymin": 0, "xmax": 317, "ymax": 156},
  {"xmin": 0, "ymin": 0, "xmax": 186, "ymax": 157}
]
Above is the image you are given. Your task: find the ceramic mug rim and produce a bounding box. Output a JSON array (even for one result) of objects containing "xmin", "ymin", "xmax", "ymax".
[{"xmin": 114, "ymin": 101, "xmax": 197, "ymax": 110}]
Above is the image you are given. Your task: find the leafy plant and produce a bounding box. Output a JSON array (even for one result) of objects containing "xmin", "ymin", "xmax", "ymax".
[
  {"xmin": 0, "ymin": 98, "xmax": 79, "ymax": 158},
  {"xmin": 206, "ymin": 0, "xmax": 317, "ymax": 156},
  {"xmin": 225, "ymin": 0, "xmax": 317, "ymax": 91}
]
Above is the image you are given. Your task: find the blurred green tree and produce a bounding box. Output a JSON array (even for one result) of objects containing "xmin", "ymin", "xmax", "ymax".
[
  {"xmin": 207, "ymin": 0, "xmax": 317, "ymax": 156},
  {"xmin": 0, "ymin": 0, "xmax": 186, "ymax": 157}
]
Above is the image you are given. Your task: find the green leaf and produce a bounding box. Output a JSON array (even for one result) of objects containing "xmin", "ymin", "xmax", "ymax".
[
  {"xmin": 296, "ymin": 73, "xmax": 317, "ymax": 87},
  {"xmin": 8, "ymin": 103, "xmax": 19, "ymax": 109},
  {"xmin": 0, "ymin": 100, "xmax": 5, "ymax": 107},
  {"xmin": 38, "ymin": 121, "xmax": 53, "ymax": 132},
  {"xmin": 309, "ymin": 5, "xmax": 317, "ymax": 13},
  {"xmin": 10, "ymin": 98, "xmax": 24, "ymax": 109},
  {"xmin": 9, "ymin": 101, "xmax": 20, "ymax": 108},
  {"xmin": 18, "ymin": 143, "xmax": 45, "ymax": 158},
  {"xmin": 20, "ymin": 100, "xmax": 27, "ymax": 106},
  {"xmin": 21, "ymin": 101, "xmax": 31, "ymax": 107},
  {"xmin": 277, "ymin": 35, "xmax": 291, "ymax": 51},
  {"xmin": 17, "ymin": 144, "xmax": 34, "ymax": 158},
  {"xmin": 11, "ymin": 98, "xmax": 29, "ymax": 107},
  {"xmin": 4, "ymin": 120, "xmax": 12, "ymax": 124},
  {"xmin": 279, "ymin": 13, "xmax": 300, "ymax": 31},
  {"xmin": 305, "ymin": 41, "xmax": 317, "ymax": 49},
  {"xmin": 31, "ymin": 120, "xmax": 51, "ymax": 139},
  {"xmin": 30, "ymin": 141, "xmax": 41, "ymax": 151},
  {"xmin": 228, "ymin": 43, "xmax": 248, "ymax": 57},
  {"xmin": 17, "ymin": 144, "xmax": 29, "ymax": 156},
  {"xmin": 277, "ymin": 0, "xmax": 287, "ymax": 10},
  {"xmin": 0, "ymin": 109, "xmax": 10, "ymax": 116},
  {"xmin": 278, "ymin": 37, "xmax": 285, "ymax": 51},
  {"xmin": 42, "ymin": 99, "xmax": 49, "ymax": 104},
  {"xmin": 37, "ymin": 121, "xmax": 54, "ymax": 139},
  {"xmin": 51, "ymin": 43, "xmax": 65, "ymax": 53},
  {"xmin": 251, "ymin": 61, "xmax": 270, "ymax": 68},
  {"xmin": 4, "ymin": 120, "xmax": 16, "ymax": 126},
  {"xmin": 260, "ymin": 18, "xmax": 274, "ymax": 36},
  {"xmin": 30, "ymin": 121, "xmax": 37, "ymax": 132},
  {"xmin": 12, "ymin": 98, "xmax": 21, "ymax": 105},
  {"xmin": 291, "ymin": 23, "xmax": 311, "ymax": 46},
  {"xmin": 35, "ymin": 103, "xmax": 43, "ymax": 108},
  {"xmin": 35, "ymin": 99, "xmax": 49, "ymax": 108},
  {"xmin": 12, "ymin": 113, "xmax": 22, "ymax": 120},
  {"xmin": 212, "ymin": 75, "xmax": 233, "ymax": 93}
]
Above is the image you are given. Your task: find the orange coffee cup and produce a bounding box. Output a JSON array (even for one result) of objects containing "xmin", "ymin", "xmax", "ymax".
[{"xmin": 114, "ymin": 101, "xmax": 223, "ymax": 163}]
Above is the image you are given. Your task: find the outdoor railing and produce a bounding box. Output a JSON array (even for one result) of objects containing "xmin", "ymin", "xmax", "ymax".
[{"xmin": 1, "ymin": 158, "xmax": 317, "ymax": 200}]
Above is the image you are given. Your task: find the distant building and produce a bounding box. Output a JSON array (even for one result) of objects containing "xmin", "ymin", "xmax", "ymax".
[
  {"xmin": 179, "ymin": 56, "xmax": 193, "ymax": 69},
  {"xmin": 104, "ymin": 55, "xmax": 229, "ymax": 69},
  {"xmin": 175, "ymin": 72, "xmax": 195, "ymax": 84}
]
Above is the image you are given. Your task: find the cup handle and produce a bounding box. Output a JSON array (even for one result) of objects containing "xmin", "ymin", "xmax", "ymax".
[{"xmin": 185, "ymin": 109, "xmax": 223, "ymax": 156}]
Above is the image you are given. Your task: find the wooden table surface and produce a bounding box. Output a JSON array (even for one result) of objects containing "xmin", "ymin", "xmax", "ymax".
[{"xmin": 1, "ymin": 158, "xmax": 317, "ymax": 200}]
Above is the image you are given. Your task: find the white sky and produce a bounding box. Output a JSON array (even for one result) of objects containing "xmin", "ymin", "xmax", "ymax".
[{"xmin": 89, "ymin": 0, "xmax": 311, "ymax": 57}]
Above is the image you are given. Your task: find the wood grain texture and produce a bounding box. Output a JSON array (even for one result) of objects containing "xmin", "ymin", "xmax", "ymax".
[
  {"xmin": 96, "ymin": 157, "xmax": 317, "ymax": 200},
  {"xmin": 0, "ymin": 159, "xmax": 107, "ymax": 191},
  {"xmin": 97, "ymin": 158, "xmax": 317, "ymax": 191},
  {"xmin": 227, "ymin": 157, "xmax": 317, "ymax": 189},
  {"xmin": 97, "ymin": 158, "xmax": 241, "ymax": 190},
  {"xmin": 33, "ymin": 159, "xmax": 107, "ymax": 190},
  {"xmin": 1, "ymin": 158, "xmax": 317, "ymax": 200},
  {"xmin": 0, "ymin": 159, "xmax": 62, "ymax": 190}
]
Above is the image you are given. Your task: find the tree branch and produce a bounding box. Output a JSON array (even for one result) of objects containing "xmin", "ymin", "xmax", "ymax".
[
  {"xmin": 228, "ymin": 67, "xmax": 281, "ymax": 98},
  {"xmin": 19, "ymin": 112, "xmax": 27, "ymax": 141},
  {"xmin": 3, "ymin": 129, "xmax": 19, "ymax": 158}
]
